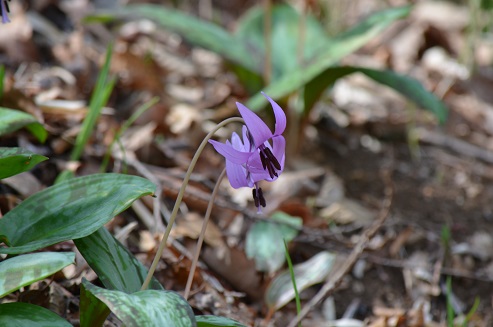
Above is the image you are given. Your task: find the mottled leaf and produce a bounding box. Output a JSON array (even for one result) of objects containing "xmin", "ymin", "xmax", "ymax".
[
  {"xmin": 303, "ymin": 66, "xmax": 448, "ymax": 123},
  {"xmin": 82, "ymin": 279, "xmax": 196, "ymax": 327},
  {"xmin": 0, "ymin": 302, "xmax": 71, "ymax": 326},
  {"xmin": 0, "ymin": 147, "xmax": 48, "ymax": 179},
  {"xmin": 245, "ymin": 212, "xmax": 302, "ymax": 273},
  {"xmin": 80, "ymin": 282, "xmax": 111, "ymax": 327},
  {"xmin": 0, "ymin": 173, "xmax": 155, "ymax": 254},
  {"xmin": 0, "ymin": 252, "xmax": 75, "ymax": 298},
  {"xmin": 0, "ymin": 107, "xmax": 47, "ymax": 142},
  {"xmin": 246, "ymin": 6, "xmax": 412, "ymax": 111},
  {"xmin": 74, "ymin": 227, "xmax": 163, "ymax": 293},
  {"xmin": 265, "ymin": 251, "xmax": 336, "ymax": 310},
  {"xmin": 196, "ymin": 315, "xmax": 247, "ymax": 327}
]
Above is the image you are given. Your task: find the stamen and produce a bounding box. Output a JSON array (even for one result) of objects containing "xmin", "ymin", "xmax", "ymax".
[
  {"xmin": 263, "ymin": 147, "xmax": 281, "ymax": 170},
  {"xmin": 258, "ymin": 187, "xmax": 266, "ymax": 207},
  {"xmin": 252, "ymin": 188, "xmax": 260, "ymax": 208},
  {"xmin": 259, "ymin": 150, "xmax": 267, "ymax": 170}
]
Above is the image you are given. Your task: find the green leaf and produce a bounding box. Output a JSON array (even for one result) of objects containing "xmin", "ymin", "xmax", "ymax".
[
  {"xmin": 104, "ymin": 4, "xmax": 261, "ymax": 74},
  {"xmin": 246, "ymin": 5, "xmax": 412, "ymax": 111},
  {"xmin": 82, "ymin": 279, "xmax": 196, "ymax": 327},
  {"xmin": 80, "ymin": 282, "xmax": 111, "ymax": 327},
  {"xmin": 71, "ymin": 44, "xmax": 116, "ymax": 161},
  {"xmin": 304, "ymin": 66, "xmax": 448, "ymax": 122},
  {"xmin": 0, "ymin": 107, "xmax": 47, "ymax": 142},
  {"xmin": 235, "ymin": 4, "xmax": 328, "ymax": 79},
  {"xmin": 74, "ymin": 227, "xmax": 163, "ymax": 293},
  {"xmin": 196, "ymin": 315, "xmax": 247, "ymax": 327},
  {"xmin": 0, "ymin": 252, "xmax": 75, "ymax": 298},
  {"xmin": 245, "ymin": 213, "xmax": 301, "ymax": 273},
  {"xmin": 0, "ymin": 173, "xmax": 155, "ymax": 254},
  {"xmin": 0, "ymin": 147, "xmax": 48, "ymax": 179},
  {"xmin": 0, "ymin": 302, "xmax": 71, "ymax": 326},
  {"xmin": 265, "ymin": 251, "xmax": 336, "ymax": 310}
]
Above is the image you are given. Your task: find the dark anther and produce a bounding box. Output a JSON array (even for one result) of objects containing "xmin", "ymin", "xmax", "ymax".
[
  {"xmin": 266, "ymin": 163, "xmax": 277, "ymax": 179},
  {"xmin": 258, "ymin": 187, "xmax": 266, "ymax": 207},
  {"xmin": 263, "ymin": 147, "xmax": 281, "ymax": 170},
  {"xmin": 252, "ymin": 188, "xmax": 260, "ymax": 208}
]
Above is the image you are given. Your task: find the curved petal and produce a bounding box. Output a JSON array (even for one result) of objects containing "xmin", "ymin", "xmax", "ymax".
[
  {"xmin": 242, "ymin": 126, "xmax": 252, "ymax": 151},
  {"xmin": 262, "ymin": 92, "xmax": 286, "ymax": 136},
  {"xmin": 225, "ymin": 160, "xmax": 250, "ymax": 188},
  {"xmin": 236, "ymin": 102, "xmax": 272, "ymax": 147},
  {"xmin": 272, "ymin": 135, "xmax": 286, "ymax": 171},
  {"xmin": 230, "ymin": 132, "xmax": 246, "ymax": 151},
  {"xmin": 208, "ymin": 140, "xmax": 252, "ymax": 164}
]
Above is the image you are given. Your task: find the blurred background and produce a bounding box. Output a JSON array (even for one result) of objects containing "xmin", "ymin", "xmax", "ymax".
[{"xmin": 1, "ymin": 0, "xmax": 493, "ymax": 325}]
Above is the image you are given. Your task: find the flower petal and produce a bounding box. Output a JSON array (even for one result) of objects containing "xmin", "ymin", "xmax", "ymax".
[
  {"xmin": 236, "ymin": 102, "xmax": 272, "ymax": 147},
  {"xmin": 225, "ymin": 160, "xmax": 250, "ymax": 188},
  {"xmin": 242, "ymin": 126, "xmax": 252, "ymax": 151},
  {"xmin": 262, "ymin": 92, "xmax": 286, "ymax": 136},
  {"xmin": 208, "ymin": 140, "xmax": 252, "ymax": 164},
  {"xmin": 230, "ymin": 132, "xmax": 246, "ymax": 152}
]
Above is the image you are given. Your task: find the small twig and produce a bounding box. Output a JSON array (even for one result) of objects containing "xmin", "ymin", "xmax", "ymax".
[
  {"xmin": 286, "ymin": 168, "xmax": 394, "ymax": 327},
  {"xmin": 184, "ymin": 168, "xmax": 226, "ymax": 299}
]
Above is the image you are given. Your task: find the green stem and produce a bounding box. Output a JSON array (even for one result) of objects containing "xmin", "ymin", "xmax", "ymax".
[
  {"xmin": 184, "ymin": 168, "xmax": 226, "ymax": 299},
  {"xmin": 141, "ymin": 117, "xmax": 244, "ymax": 291}
]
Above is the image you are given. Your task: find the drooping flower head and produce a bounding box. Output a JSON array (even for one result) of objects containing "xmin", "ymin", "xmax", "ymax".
[
  {"xmin": 209, "ymin": 92, "xmax": 286, "ymax": 212},
  {"xmin": 1, "ymin": 0, "xmax": 11, "ymax": 24}
]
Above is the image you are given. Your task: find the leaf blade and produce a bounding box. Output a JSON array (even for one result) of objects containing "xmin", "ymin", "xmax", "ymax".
[
  {"xmin": 0, "ymin": 107, "xmax": 47, "ymax": 142},
  {"xmin": 0, "ymin": 302, "xmax": 72, "ymax": 327},
  {"xmin": 74, "ymin": 227, "xmax": 163, "ymax": 293},
  {"xmin": 0, "ymin": 252, "xmax": 75, "ymax": 298},
  {"xmin": 0, "ymin": 147, "xmax": 48, "ymax": 179},
  {"xmin": 0, "ymin": 173, "xmax": 155, "ymax": 254},
  {"xmin": 82, "ymin": 280, "xmax": 196, "ymax": 327}
]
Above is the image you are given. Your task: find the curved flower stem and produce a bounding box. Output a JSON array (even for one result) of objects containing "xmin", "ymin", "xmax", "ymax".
[
  {"xmin": 141, "ymin": 117, "xmax": 245, "ymax": 291},
  {"xmin": 184, "ymin": 168, "xmax": 226, "ymax": 299}
]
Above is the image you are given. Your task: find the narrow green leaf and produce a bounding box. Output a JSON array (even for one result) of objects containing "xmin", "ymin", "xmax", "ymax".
[
  {"xmin": 71, "ymin": 43, "xmax": 115, "ymax": 160},
  {"xmin": 0, "ymin": 147, "xmax": 48, "ymax": 179},
  {"xmin": 196, "ymin": 315, "xmax": 247, "ymax": 327},
  {"xmin": 0, "ymin": 252, "xmax": 75, "ymax": 298},
  {"xmin": 304, "ymin": 66, "xmax": 448, "ymax": 123},
  {"xmin": 0, "ymin": 302, "xmax": 71, "ymax": 326},
  {"xmin": 80, "ymin": 282, "xmax": 111, "ymax": 327},
  {"xmin": 283, "ymin": 240, "xmax": 301, "ymax": 326},
  {"xmin": 0, "ymin": 173, "xmax": 155, "ymax": 254},
  {"xmin": 265, "ymin": 251, "xmax": 336, "ymax": 310},
  {"xmin": 74, "ymin": 227, "xmax": 163, "ymax": 293},
  {"xmin": 104, "ymin": 4, "xmax": 262, "ymax": 74},
  {"xmin": 0, "ymin": 107, "xmax": 47, "ymax": 142},
  {"xmin": 246, "ymin": 6, "xmax": 412, "ymax": 110},
  {"xmin": 245, "ymin": 212, "xmax": 302, "ymax": 273},
  {"xmin": 82, "ymin": 279, "xmax": 196, "ymax": 327}
]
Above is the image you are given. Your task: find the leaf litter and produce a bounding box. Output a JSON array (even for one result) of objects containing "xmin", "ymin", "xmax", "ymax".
[{"xmin": 1, "ymin": 1, "xmax": 493, "ymax": 326}]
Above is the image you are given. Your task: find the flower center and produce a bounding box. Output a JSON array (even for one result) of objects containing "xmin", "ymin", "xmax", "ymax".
[{"xmin": 259, "ymin": 145, "xmax": 281, "ymax": 179}]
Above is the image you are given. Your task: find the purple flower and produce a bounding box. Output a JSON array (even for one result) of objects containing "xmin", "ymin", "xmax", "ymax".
[
  {"xmin": 1, "ymin": 0, "xmax": 11, "ymax": 24},
  {"xmin": 209, "ymin": 92, "xmax": 286, "ymax": 212}
]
